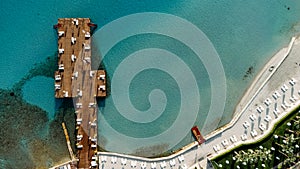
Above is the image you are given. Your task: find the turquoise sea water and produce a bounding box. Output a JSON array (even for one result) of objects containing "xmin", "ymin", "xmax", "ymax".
[
  {"xmin": 1, "ymin": 0, "xmax": 300, "ymax": 166},
  {"xmin": 22, "ymin": 76, "xmax": 63, "ymax": 120}
]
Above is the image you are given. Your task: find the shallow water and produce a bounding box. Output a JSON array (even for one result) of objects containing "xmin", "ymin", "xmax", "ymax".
[{"xmin": 1, "ymin": 0, "xmax": 300, "ymax": 165}]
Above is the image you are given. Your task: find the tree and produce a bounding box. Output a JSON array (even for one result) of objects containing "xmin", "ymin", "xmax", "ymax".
[
  {"xmin": 276, "ymin": 133, "xmax": 300, "ymax": 167},
  {"xmin": 233, "ymin": 148, "xmax": 273, "ymax": 168}
]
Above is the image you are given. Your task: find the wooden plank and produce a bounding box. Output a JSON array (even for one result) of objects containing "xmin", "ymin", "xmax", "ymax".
[{"xmin": 54, "ymin": 18, "xmax": 105, "ymax": 168}]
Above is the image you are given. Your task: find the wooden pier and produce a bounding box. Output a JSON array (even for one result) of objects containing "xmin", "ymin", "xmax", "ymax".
[{"xmin": 54, "ymin": 18, "xmax": 106, "ymax": 169}]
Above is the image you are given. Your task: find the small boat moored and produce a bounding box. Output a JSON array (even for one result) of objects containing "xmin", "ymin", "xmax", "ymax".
[{"xmin": 191, "ymin": 126, "xmax": 206, "ymax": 145}]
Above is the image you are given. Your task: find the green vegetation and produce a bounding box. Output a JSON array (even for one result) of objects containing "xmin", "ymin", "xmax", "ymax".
[{"xmin": 212, "ymin": 107, "xmax": 300, "ymax": 169}]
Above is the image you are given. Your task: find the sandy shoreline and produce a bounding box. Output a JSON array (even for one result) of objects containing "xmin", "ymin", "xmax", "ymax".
[
  {"xmin": 204, "ymin": 35, "xmax": 299, "ymax": 140},
  {"xmin": 233, "ymin": 37, "xmax": 296, "ymax": 118}
]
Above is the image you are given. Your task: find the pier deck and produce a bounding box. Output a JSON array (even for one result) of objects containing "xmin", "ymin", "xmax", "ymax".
[{"xmin": 54, "ymin": 18, "xmax": 105, "ymax": 169}]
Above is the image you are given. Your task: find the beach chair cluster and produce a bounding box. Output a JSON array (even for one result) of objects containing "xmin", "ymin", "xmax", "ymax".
[
  {"xmin": 98, "ymin": 154, "xmax": 188, "ymax": 169},
  {"xmin": 212, "ymin": 77, "xmax": 299, "ymax": 156}
]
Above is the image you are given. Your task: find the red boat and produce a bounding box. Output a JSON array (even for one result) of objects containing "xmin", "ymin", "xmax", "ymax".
[{"xmin": 191, "ymin": 126, "xmax": 205, "ymax": 145}]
